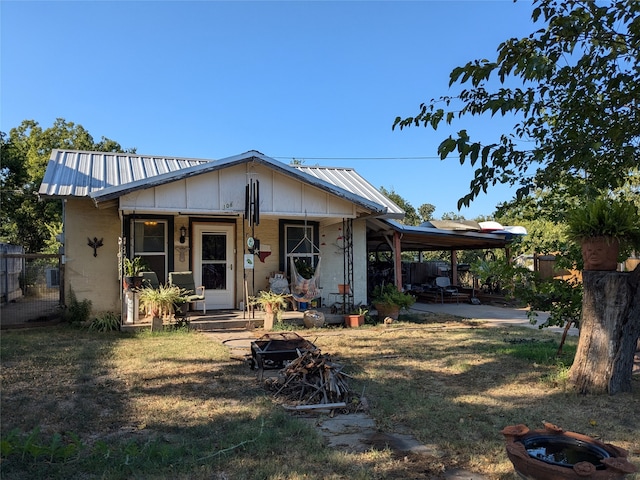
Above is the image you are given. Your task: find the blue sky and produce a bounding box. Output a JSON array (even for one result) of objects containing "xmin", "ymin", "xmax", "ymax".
[{"xmin": 1, "ymin": 0, "xmax": 537, "ymax": 219}]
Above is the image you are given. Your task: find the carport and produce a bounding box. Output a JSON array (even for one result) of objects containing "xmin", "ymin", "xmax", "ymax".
[{"xmin": 366, "ymin": 218, "xmax": 522, "ymax": 289}]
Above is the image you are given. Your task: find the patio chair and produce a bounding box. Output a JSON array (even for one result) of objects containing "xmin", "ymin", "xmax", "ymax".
[
  {"xmin": 141, "ymin": 271, "xmax": 160, "ymax": 290},
  {"xmin": 169, "ymin": 271, "xmax": 206, "ymax": 314},
  {"xmin": 435, "ymin": 276, "xmax": 459, "ymax": 304}
]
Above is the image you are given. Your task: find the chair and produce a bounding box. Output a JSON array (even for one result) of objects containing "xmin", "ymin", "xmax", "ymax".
[
  {"xmin": 435, "ymin": 276, "xmax": 459, "ymax": 304},
  {"xmin": 141, "ymin": 271, "xmax": 160, "ymax": 290},
  {"xmin": 169, "ymin": 271, "xmax": 206, "ymax": 314}
]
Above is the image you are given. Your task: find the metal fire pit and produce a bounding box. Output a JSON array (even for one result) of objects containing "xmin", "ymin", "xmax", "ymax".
[{"xmin": 250, "ymin": 332, "xmax": 317, "ymax": 379}]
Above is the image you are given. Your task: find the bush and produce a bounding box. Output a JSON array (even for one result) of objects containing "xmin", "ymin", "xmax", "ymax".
[
  {"xmin": 64, "ymin": 289, "xmax": 92, "ymax": 325},
  {"xmin": 88, "ymin": 312, "xmax": 120, "ymax": 332}
]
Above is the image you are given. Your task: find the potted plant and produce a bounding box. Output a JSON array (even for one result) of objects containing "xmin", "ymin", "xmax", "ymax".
[
  {"xmin": 294, "ymin": 259, "xmax": 315, "ymax": 279},
  {"xmin": 566, "ymin": 197, "xmax": 640, "ymax": 271},
  {"xmin": 122, "ymin": 256, "xmax": 147, "ymax": 290},
  {"xmin": 138, "ymin": 284, "xmax": 186, "ymax": 319},
  {"xmin": 249, "ymin": 290, "xmax": 289, "ymax": 330},
  {"xmin": 371, "ymin": 283, "xmax": 415, "ymax": 320},
  {"xmin": 344, "ymin": 306, "xmax": 368, "ymax": 328}
]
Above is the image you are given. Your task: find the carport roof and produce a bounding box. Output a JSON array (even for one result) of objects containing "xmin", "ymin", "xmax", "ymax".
[{"xmin": 367, "ymin": 219, "xmax": 519, "ymax": 252}]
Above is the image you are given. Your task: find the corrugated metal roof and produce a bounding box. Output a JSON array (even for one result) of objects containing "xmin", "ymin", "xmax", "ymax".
[
  {"xmin": 294, "ymin": 165, "xmax": 405, "ymax": 218},
  {"xmin": 39, "ymin": 150, "xmax": 209, "ymax": 197},
  {"xmin": 39, "ymin": 149, "xmax": 392, "ymax": 216}
]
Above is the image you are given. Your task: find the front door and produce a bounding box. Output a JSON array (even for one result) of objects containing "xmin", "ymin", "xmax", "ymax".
[{"xmin": 193, "ymin": 224, "xmax": 235, "ymax": 310}]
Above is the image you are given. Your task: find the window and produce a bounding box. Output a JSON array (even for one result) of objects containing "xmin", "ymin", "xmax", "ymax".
[
  {"xmin": 132, "ymin": 220, "xmax": 168, "ymax": 283},
  {"xmin": 284, "ymin": 223, "xmax": 319, "ymax": 277}
]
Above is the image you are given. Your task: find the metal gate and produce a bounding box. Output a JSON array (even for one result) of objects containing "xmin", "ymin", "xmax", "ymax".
[{"xmin": 0, "ymin": 251, "xmax": 63, "ymax": 326}]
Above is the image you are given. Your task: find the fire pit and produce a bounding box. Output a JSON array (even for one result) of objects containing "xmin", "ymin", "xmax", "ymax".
[
  {"xmin": 250, "ymin": 332, "xmax": 317, "ymax": 380},
  {"xmin": 501, "ymin": 422, "xmax": 637, "ymax": 480}
]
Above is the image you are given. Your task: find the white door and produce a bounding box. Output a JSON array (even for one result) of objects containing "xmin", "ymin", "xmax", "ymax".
[{"xmin": 193, "ymin": 224, "xmax": 235, "ymax": 310}]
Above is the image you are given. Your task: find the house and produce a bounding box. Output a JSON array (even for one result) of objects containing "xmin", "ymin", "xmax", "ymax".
[
  {"xmin": 38, "ymin": 148, "xmax": 519, "ymax": 321},
  {"xmin": 38, "ymin": 149, "xmax": 405, "ymax": 318}
]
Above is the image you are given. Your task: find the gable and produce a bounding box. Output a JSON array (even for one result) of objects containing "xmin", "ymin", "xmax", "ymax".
[{"xmin": 119, "ymin": 163, "xmax": 356, "ymax": 218}]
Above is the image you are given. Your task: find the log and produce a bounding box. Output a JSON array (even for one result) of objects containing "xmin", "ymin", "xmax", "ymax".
[
  {"xmin": 282, "ymin": 402, "xmax": 347, "ymax": 411},
  {"xmin": 569, "ymin": 268, "xmax": 640, "ymax": 394}
]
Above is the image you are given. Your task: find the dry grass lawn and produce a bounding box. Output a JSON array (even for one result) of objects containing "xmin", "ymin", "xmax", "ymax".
[{"xmin": 1, "ymin": 312, "xmax": 639, "ymax": 479}]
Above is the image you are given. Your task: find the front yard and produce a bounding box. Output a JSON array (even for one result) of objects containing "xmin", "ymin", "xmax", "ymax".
[{"xmin": 1, "ymin": 313, "xmax": 638, "ymax": 479}]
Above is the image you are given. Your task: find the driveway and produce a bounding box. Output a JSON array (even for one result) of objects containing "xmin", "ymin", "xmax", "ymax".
[{"xmin": 409, "ymin": 301, "xmax": 579, "ymax": 336}]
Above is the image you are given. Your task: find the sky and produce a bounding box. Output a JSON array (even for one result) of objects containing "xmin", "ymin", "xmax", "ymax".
[{"xmin": 1, "ymin": 0, "xmax": 538, "ymax": 219}]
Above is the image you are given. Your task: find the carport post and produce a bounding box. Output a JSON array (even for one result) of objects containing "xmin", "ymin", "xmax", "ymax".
[
  {"xmin": 393, "ymin": 231, "xmax": 402, "ymax": 290},
  {"xmin": 451, "ymin": 249, "xmax": 458, "ymax": 286}
]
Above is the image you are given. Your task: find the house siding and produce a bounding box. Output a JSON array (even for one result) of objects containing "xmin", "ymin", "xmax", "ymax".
[{"xmin": 64, "ymin": 199, "xmax": 121, "ymax": 313}]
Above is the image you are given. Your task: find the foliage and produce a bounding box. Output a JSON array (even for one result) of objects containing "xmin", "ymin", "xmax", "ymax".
[
  {"xmin": 88, "ymin": 312, "xmax": 120, "ymax": 332},
  {"xmin": 122, "ymin": 256, "xmax": 147, "ymax": 277},
  {"xmin": 63, "ymin": 289, "xmax": 92, "ymax": 325},
  {"xmin": 470, "ymin": 257, "xmax": 516, "ymax": 296},
  {"xmin": 249, "ymin": 290, "xmax": 289, "ymax": 313},
  {"xmin": 516, "ymin": 276, "xmax": 583, "ymax": 331},
  {"xmin": 371, "ymin": 283, "xmax": 416, "ymax": 309},
  {"xmin": 0, "ymin": 119, "xmax": 133, "ymax": 252},
  {"xmin": 379, "ymin": 186, "xmax": 436, "ymax": 226},
  {"xmin": 293, "ymin": 259, "xmax": 315, "ymax": 279},
  {"xmin": 565, "ymin": 196, "xmax": 640, "ymax": 256},
  {"xmin": 1, "ymin": 427, "xmax": 84, "ymax": 463},
  {"xmin": 393, "ymin": 0, "xmax": 640, "ymax": 210},
  {"xmin": 138, "ymin": 284, "xmax": 185, "ymax": 318},
  {"xmin": 349, "ymin": 306, "xmax": 369, "ymax": 316}
]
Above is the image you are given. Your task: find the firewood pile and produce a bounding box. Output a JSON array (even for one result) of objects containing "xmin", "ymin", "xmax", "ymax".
[{"xmin": 265, "ymin": 349, "xmax": 360, "ymax": 410}]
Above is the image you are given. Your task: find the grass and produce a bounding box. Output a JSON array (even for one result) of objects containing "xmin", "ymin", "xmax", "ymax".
[{"xmin": 1, "ymin": 314, "xmax": 639, "ymax": 479}]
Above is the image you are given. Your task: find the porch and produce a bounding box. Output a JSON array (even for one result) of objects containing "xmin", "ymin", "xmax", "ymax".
[{"xmin": 120, "ymin": 307, "xmax": 345, "ymax": 332}]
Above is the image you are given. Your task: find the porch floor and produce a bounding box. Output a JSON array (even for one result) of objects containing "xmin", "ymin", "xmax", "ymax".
[{"xmin": 121, "ymin": 307, "xmax": 345, "ymax": 332}]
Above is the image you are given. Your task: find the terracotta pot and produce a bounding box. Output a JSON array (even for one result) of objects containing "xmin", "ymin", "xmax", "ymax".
[
  {"xmin": 581, "ymin": 237, "xmax": 619, "ymax": 271},
  {"xmin": 501, "ymin": 423, "xmax": 636, "ymax": 480},
  {"xmin": 338, "ymin": 284, "xmax": 350, "ymax": 295},
  {"xmin": 344, "ymin": 314, "xmax": 364, "ymax": 328},
  {"xmin": 374, "ymin": 303, "xmax": 400, "ymax": 320}
]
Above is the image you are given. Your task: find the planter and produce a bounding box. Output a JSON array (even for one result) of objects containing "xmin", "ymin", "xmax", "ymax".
[
  {"xmin": 501, "ymin": 423, "xmax": 636, "ymax": 480},
  {"xmin": 344, "ymin": 314, "xmax": 364, "ymax": 328},
  {"xmin": 263, "ymin": 311, "xmax": 275, "ymax": 330},
  {"xmin": 303, "ymin": 310, "xmax": 325, "ymax": 328},
  {"xmin": 338, "ymin": 284, "xmax": 350, "ymax": 295},
  {"xmin": 581, "ymin": 237, "xmax": 619, "ymax": 271},
  {"xmin": 374, "ymin": 303, "xmax": 400, "ymax": 320},
  {"xmin": 123, "ymin": 275, "xmax": 143, "ymax": 291}
]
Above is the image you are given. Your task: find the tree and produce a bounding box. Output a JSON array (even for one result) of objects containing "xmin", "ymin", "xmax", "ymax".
[
  {"xmin": 393, "ymin": 0, "xmax": 640, "ymax": 394},
  {"xmin": 379, "ymin": 186, "xmax": 421, "ymax": 226},
  {"xmin": 393, "ymin": 0, "xmax": 639, "ymax": 210},
  {"xmin": 418, "ymin": 203, "xmax": 436, "ymax": 223},
  {"xmin": 0, "ymin": 119, "xmax": 133, "ymax": 252}
]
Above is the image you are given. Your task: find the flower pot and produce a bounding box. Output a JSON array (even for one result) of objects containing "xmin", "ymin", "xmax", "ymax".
[
  {"xmin": 303, "ymin": 310, "xmax": 325, "ymax": 328},
  {"xmin": 338, "ymin": 284, "xmax": 350, "ymax": 295},
  {"xmin": 581, "ymin": 236, "xmax": 619, "ymax": 271},
  {"xmin": 123, "ymin": 275, "xmax": 143, "ymax": 291},
  {"xmin": 374, "ymin": 303, "xmax": 400, "ymax": 320},
  {"xmin": 263, "ymin": 311, "xmax": 275, "ymax": 330},
  {"xmin": 344, "ymin": 314, "xmax": 364, "ymax": 328}
]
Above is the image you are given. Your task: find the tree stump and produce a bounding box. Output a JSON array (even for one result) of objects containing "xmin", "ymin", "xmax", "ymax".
[{"xmin": 569, "ymin": 268, "xmax": 640, "ymax": 394}]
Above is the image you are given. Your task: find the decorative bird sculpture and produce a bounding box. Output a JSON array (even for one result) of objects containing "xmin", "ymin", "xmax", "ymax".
[{"xmin": 87, "ymin": 237, "xmax": 104, "ymax": 257}]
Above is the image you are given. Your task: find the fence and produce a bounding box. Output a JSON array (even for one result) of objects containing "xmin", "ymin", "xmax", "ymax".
[{"xmin": 0, "ymin": 251, "xmax": 63, "ymax": 326}]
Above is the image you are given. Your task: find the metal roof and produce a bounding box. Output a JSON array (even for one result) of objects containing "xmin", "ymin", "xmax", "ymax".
[
  {"xmin": 294, "ymin": 165, "xmax": 404, "ymax": 218},
  {"xmin": 39, "ymin": 149, "xmax": 389, "ymax": 215},
  {"xmin": 39, "ymin": 150, "xmax": 208, "ymax": 198},
  {"xmin": 368, "ymin": 219, "xmax": 519, "ymax": 251}
]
